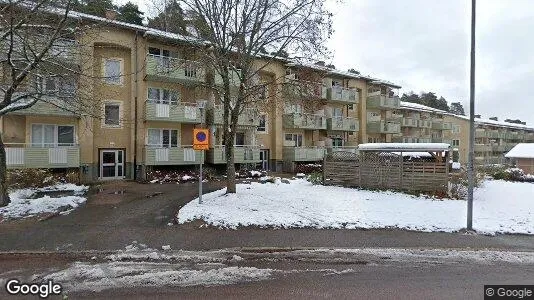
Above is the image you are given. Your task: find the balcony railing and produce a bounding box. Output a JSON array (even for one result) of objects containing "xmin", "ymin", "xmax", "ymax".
[
  {"xmin": 207, "ymin": 145, "xmax": 261, "ymax": 164},
  {"xmin": 214, "ymin": 69, "xmax": 241, "ymax": 86},
  {"xmin": 145, "ymin": 101, "xmax": 203, "ymax": 123},
  {"xmin": 5, "ymin": 144, "xmax": 79, "ymax": 169},
  {"xmin": 283, "ymin": 113, "xmax": 327, "ymax": 130},
  {"xmin": 417, "ymin": 119, "xmax": 432, "ymax": 128},
  {"xmin": 283, "ymin": 81, "xmax": 327, "ymax": 99},
  {"xmin": 401, "ymin": 117, "xmax": 418, "ymax": 127},
  {"xmin": 474, "ymin": 144, "xmax": 491, "ymax": 152},
  {"xmin": 326, "ymin": 116, "xmax": 358, "ymax": 132},
  {"xmin": 367, "ymin": 121, "xmax": 401, "ymax": 134},
  {"xmin": 209, "ymin": 105, "xmax": 259, "ymax": 127},
  {"xmin": 326, "ymin": 87, "xmax": 358, "ymax": 104},
  {"xmin": 11, "ymin": 96, "xmax": 79, "ymax": 117},
  {"xmin": 146, "ymin": 54, "xmax": 205, "ymax": 83},
  {"xmin": 326, "ymin": 146, "xmax": 358, "ymax": 154},
  {"xmin": 283, "ymin": 147, "xmax": 325, "ymax": 162},
  {"xmin": 432, "ymin": 121, "xmax": 453, "ymax": 130},
  {"xmin": 145, "ymin": 146, "xmax": 203, "ymax": 165},
  {"xmin": 366, "ymin": 95, "xmax": 400, "ymax": 109}
]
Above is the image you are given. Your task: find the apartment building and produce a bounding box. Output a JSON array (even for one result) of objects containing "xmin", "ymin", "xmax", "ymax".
[
  {"xmin": 0, "ymin": 10, "xmax": 405, "ymax": 179},
  {"xmin": 392, "ymin": 102, "xmax": 453, "ymax": 145}
]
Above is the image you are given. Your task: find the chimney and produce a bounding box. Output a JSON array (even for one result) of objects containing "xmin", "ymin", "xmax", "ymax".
[
  {"xmin": 474, "ymin": 114, "xmax": 481, "ymax": 118},
  {"xmin": 522, "ymin": 122, "xmax": 527, "ymax": 125},
  {"xmin": 315, "ymin": 61, "xmax": 325, "ymax": 66},
  {"xmin": 489, "ymin": 117, "xmax": 498, "ymax": 121},
  {"xmin": 105, "ymin": 9, "xmax": 119, "ymax": 20}
]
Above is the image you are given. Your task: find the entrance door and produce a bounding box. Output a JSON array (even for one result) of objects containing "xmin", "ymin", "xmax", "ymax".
[
  {"xmin": 260, "ymin": 149, "xmax": 270, "ymax": 170},
  {"xmin": 100, "ymin": 149, "xmax": 124, "ymax": 179}
]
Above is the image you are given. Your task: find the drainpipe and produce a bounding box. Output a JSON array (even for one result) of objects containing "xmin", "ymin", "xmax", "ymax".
[{"xmin": 133, "ymin": 31, "xmax": 139, "ymax": 180}]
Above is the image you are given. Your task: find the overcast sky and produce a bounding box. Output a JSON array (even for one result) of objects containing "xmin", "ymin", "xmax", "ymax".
[
  {"xmin": 325, "ymin": 0, "xmax": 534, "ymax": 125},
  {"xmin": 127, "ymin": 0, "xmax": 534, "ymax": 125}
]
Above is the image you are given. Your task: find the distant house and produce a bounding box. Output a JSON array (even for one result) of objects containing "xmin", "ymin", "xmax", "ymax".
[{"xmin": 505, "ymin": 143, "xmax": 534, "ymax": 175}]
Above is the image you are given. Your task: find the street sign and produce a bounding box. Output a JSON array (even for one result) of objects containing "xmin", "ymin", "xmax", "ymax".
[{"xmin": 193, "ymin": 128, "xmax": 209, "ymax": 150}]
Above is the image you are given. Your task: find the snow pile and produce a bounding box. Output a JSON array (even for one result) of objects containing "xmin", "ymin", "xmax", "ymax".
[
  {"xmin": 178, "ymin": 179, "xmax": 534, "ymax": 234},
  {"xmin": 0, "ymin": 184, "xmax": 88, "ymax": 219},
  {"xmin": 452, "ymin": 162, "xmax": 461, "ymax": 170},
  {"xmin": 41, "ymin": 262, "xmax": 274, "ymax": 292}
]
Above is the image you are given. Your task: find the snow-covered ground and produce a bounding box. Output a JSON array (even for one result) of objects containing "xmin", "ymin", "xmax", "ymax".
[
  {"xmin": 177, "ymin": 179, "xmax": 534, "ymax": 235},
  {"xmin": 0, "ymin": 183, "xmax": 88, "ymax": 219}
]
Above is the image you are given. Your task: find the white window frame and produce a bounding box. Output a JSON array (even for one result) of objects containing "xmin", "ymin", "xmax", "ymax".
[
  {"xmin": 284, "ymin": 133, "xmax": 303, "ymax": 147},
  {"xmin": 257, "ymin": 113, "xmax": 268, "ymax": 134},
  {"xmin": 102, "ymin": 101, "xmax": 123, "ymax": 128},
  {"xmin": 103, "ymin": 58, "xmax": 123, "ymax": 85},
  {"xmin": 31, "ymin": 124, "xmax": 76, "ymax": 147},
  {"xmin": 146, "ymin": 128, "xmax": 180, "ymax": 148},
  {"xmin": 147, "ymin": 87, "xmax": 179, "ymax": 104}
]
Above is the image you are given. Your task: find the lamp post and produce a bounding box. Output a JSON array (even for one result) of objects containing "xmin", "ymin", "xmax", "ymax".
[
  {"xmin": 467, "ymin": 0, "xmax": 476, "ymax": 231},
  {"xmin": 197, "ymin": 100, "xmax": 207, "ymax": 204}
]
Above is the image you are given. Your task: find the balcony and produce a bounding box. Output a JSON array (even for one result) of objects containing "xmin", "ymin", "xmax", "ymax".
[
  {"xmin": 326, "ymin": 116, "xmax": 358, "ymax": 132},
  {"xmin": 145, "ymin": 101, "xmax": 203, "ymax": 123},
  {"xmin": 326, "ymin": 146, "xmax": 358, "ymax": 154},
  {"xmin": 5, "ymin": 144, "xmax": 80, "ymax": 169},
  {"xmin": 366, "ymin": 95, "xmax": 400, "ymax": 109},
  {"xmin": 283, "ymin": 113, "xmax": 327, "ymax": 130},
  {"xmin": 401, "ymin": 117, "xmax": 418, "ymax": 127},
  {"xmin": 145, "ymin": 54, "xmax": 205, "ymax": 84},
  {"xmin": 209, "ymin": 105, "xmax": 259, "ymax": 127},
  {"xmin": 11, "ymin": 96, "xmax": 79, "ymax": 117},
  {"xmin": 526, "ymin": 133, "xmax": 534, "ymax": 141},
  {"xmin": 432, "ymin": 121, "xmax": 453, "ymax": 130},
  {"xmin": 207, "ymin": 146, "xmax": 261, "ymax": 164},
  {"xmin": 326, "ymin": 87, "xmax": 358, "ymax": 104},
  {"xmin": 214, "ymin": 69, "xmax": 241, "ymax": 86},
  {"xmin": 283, "ymin": 147, "xmax": 325, "ymax": 162},
  {"xmin": 417, "ymin": 119, "xmax": 432, "ymax": 128},
  {"xmin": 367, "ymin": 121, "xmax": 401, "ymax": 134},
  {"xmin": 475, "ymin": 144, "xmax": 491, "ymax": 152},
  {"xmin": 283, "ymin": 81, "xmax": 327, "ymax": 99},
  {"xmin": 145, "ymin": 147, "xmax": 203, "ymax": 165},
  {"xmin": 418, "ymin": 137, "xmax": 432, "ymax": 143},
  {"xmin": 392, "ymin": 136, "xmax": 419, "ymax": 143}
]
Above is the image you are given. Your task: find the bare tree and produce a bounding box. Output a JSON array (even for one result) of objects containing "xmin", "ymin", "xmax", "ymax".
[
  {"xmin": 0, "ymin": 0, "xmax": 104, "ymax": 206},
  {"xmin": 179, "ymin": 0, "xmax": 332, "ymax": 193}
]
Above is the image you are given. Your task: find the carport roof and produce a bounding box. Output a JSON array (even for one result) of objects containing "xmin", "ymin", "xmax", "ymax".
[{"xmin": 358, "ymin": 143, "xmax": 451, "ymax": 152}]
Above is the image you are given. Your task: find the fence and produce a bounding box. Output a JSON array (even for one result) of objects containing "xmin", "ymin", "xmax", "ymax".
[{"xmin": 323, "ymin": 151, "xmax": 449, "ymax": 193}]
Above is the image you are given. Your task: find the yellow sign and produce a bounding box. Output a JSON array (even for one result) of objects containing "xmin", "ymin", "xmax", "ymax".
[{"xmin": 193, "ymin": 128, "xmax": 209, "ymax": 150}]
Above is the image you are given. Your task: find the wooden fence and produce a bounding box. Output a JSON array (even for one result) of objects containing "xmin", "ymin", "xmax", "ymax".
[{"xmin": 323, "ymin": 151, "xmax": 449, "ymax": 193}]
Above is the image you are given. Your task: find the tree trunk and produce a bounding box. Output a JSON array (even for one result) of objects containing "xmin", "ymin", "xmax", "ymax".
[
  {"xmin": 225, "ymin": 131, "xmax": 236, "ymax": 193},
  {"xmin": 0, "ymin": 134, "xmax": 10, "ymax": 207}
]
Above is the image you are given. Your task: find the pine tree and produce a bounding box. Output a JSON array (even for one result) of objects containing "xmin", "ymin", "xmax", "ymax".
[{"xmin": 118, "ymin": 2, "xmax": 144, "ymax": 25}]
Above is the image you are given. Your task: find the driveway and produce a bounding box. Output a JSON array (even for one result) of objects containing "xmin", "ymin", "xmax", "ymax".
[{"xmin": 1, "ymin": 180, "xmax": 534, "ymax": 252}]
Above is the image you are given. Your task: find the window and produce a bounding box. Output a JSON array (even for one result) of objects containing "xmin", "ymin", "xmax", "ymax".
[
  {"xmin": 284, "ymin": 103, "xmax": 302, "ymax": 114},
  {"xmin": 147, "ymin": 129, "xmax": 179, "ymax": 147},
  {"xmin": 257, "ymin": 113, "xmax": 267, "ymax": 133},
  {"xmin": 331, "ymin": 137, "xmax": 343, "ymax": 147},
  {"xmin": 104, "ymin": 59, "xmax": 121, "ymax": 85},
  {"xmin": 284, "ymin": 133, "xmax": 303, "ymax": 147},
  {"xmin": 333, "ymin": 108, "xmax": 343, "ymax": 117},
  {"xmin": 259, "ymin": 84, "xmax": 269, "ymax": 100},
  {"xmin": 452, "ymin": 125, "xmax": 461, "ymax": 134},
  {"xmin": 147, "ymin": 87, "xmax": 179, "ymax": 104},
  {"xmin": 104, "ymin": 102, "xmax": 121, "ymax": 127},
  {"xmin": 31, "ymin": 124, "xmax": 75, "ymax": 147},
  {"xmin": 452, "ymin": 139, "xmax": 460, "ymax": 147}
]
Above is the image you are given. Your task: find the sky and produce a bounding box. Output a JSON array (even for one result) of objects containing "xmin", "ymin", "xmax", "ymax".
[{"xmin": 122, "ymin": 0, "xmax": 534, "ymax": 125}]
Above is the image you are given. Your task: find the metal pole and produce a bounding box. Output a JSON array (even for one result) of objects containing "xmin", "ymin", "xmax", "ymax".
[
  {"xmin": 467, "ymin": 0, "xmax": 476, "ymax": 230},
  {"xmin": 199, "ymin": 150, "xmax": 203, "ymax": 204}
]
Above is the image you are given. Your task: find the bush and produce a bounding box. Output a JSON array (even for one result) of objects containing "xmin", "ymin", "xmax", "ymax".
[
  {"xmin": 295, "ymin": 163, "xmax": 322, "ymax": 174},
  {"xmin": 307, "ymin": 171, "xmax": 323, "ymax": 185},
  {"xmin": 448, "ymin": 170, "xmax": 484, "ymax": 199},
  {"xmin": 7, "ymin": 168, "xmax": 79, "ymax": 190}
]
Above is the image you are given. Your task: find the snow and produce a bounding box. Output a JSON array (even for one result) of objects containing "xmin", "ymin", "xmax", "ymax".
[
  {"xmin": 249, "ymin": 171, "xmax": 262, "ymax": 177},
  {"xmin": 0, "ymin": 184, "xmax": 88, "ymax": 219},
  {"xmin": 505, "ymin": 143, "xmax": 534, "ymax": 158},
  {"xmin": 296, "ymin": 173, "xmax": 306, "ymax": 178},
  {"xmin": 400, "ymin": 101, "xmax": 447, "ymax": 113},
  {"xmin": 452, "ymin": 162, "xmax": 461, "ymax": 169},
  {"xmin": 182, "ymin": 175, "xmax": 194, "ymax": 181},
  {"xmin": 178, "ymin": 179, "xmax": 534, "ymax": 235},
  {"xmin": 392, "ymin": 151, "xmax": 433, "ymax": 158},
  {"xmin": 41, "ymin": 262, "xmax": 273, "ymax": 292},
  {"xmin": 358, "ymin": 143, "xmax": 450, "ymax": 151}
]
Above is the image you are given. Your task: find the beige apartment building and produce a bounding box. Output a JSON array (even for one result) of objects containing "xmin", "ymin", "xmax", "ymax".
[{"xmin": 3, "ymin": 10, "xmax": 532, "ymax": 182}]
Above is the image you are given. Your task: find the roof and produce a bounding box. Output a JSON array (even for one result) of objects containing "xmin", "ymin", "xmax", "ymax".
[
  {"xmin": 358, "ymin": 143, "xmax": 451, "ymax": 152},
  {"xmin": 400, "ymin": 101, "xmax": 448, "ymax": 114},
  {"xmin": 505, "ymin": 143, "xmax": 534, "ymax": 158},
  {"xmin": 286, "ymin": 61, "xmax": 401, "ymax": 89}
]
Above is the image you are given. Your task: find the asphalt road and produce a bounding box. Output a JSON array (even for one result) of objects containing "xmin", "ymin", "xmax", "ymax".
[{"xmin": 1, "ymin": 248, "xmax": 534, "ymax": 300}]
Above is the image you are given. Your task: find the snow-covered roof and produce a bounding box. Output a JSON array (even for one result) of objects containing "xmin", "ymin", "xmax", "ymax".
[
  {"xmin": 391, "ymin": 151, "xmax": 434, "ymax": 158},
  {"xmin": 474, "ymin": 117, "xmax": 534, "ymax": 131},
  {"xmin": 286, "ymin": 61, "xmax": 401, "ymax": 89},
  {"xmin": 400, "ymin": 101, "xmax": 448, "ymax": 114},
  {"xmin": 505, "ymin": 143, "xmax": 534, "ymax": 158},
  {"xmin": 358, "ymin": 143, "xmax": 451, "ymax": 152}
]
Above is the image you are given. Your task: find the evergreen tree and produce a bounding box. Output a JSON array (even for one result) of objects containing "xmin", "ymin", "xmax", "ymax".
[
  {"xmin": 118, "ymin": 2, "xmax": 144, "ymax": 25},
  {"xmin": 81, "ymin": 0, "xmax": 116, "ymax": 17},
  {"xmin": 449, "ymin": 102, "xmax": 466, "ymax": 115},
  {"xmin": 147, "ymin": 0, "xmax": 187, "ymax": 34}
]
